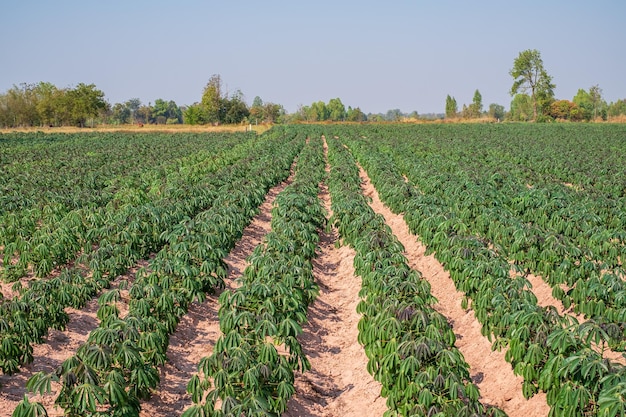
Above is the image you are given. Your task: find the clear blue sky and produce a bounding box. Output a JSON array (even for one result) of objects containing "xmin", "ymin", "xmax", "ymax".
[{"xmin": 1, "ymin": 0, "xmax": 624, "ymax": 114}]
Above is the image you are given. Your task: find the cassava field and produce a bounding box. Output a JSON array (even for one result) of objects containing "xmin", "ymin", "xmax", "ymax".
[{"xmin": 1, "ymin": 124, "xmax": 625, "ymax": 417}]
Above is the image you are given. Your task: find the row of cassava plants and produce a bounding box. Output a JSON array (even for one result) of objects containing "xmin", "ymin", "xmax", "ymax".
[
  {"xmin": 182, "ymin": 135, "xmax": 327, "ymax": 416},
  {"xmin": 1, "ymin": 133, "xmax": 252, "ymax": 281},
  {"xmin": 0, "ymin": 133, "xmax": 267, "ymax": 377},
  {"xmin": 351, "ymin": 125, "xmax": 626, "ymax": 348},
  {"xmin": 323, "ymin": 133, "xmax": 504, "ymax": 417},
  {"xmin": 14, "ymin": 130, "xmax": 305, "ymax": 416},
  {"xmin": 327, "ymin": 124, "xmax": 626, "ymax": 417},
  {"xmin": 351, "ymin": 124, "xmax": 626, "ymax": 346},
  {"xmin": 0, "ymin": 132, "xmax": 252, "ymax": 215}
]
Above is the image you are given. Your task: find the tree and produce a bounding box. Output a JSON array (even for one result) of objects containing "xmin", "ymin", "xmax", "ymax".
[
  {"xmin": 510, "ymin": 49, "xmax": 555, "ymax": 121},
  {"xmin": 385, "ymin": 109, "xmax": 403, "ymax": 121},
  {"xmin": 152, "ymin": 99, "xmax": 182, "ymax": 124},
  {"xmin": 126, "ymin": 98, "xmax": 142, "ymax": 123},
  {"xmin": 445, "ymin": 95, "xmax": 458, "ymax": 118},
  {"xmin": 183, "ymin": 103, "xmax": 207, "ymax": 125},
  {"xmin": 589, "ymin": 84, "xmax": 606, "ymax": 120},
  {"xmin": 487, "ymin": 103, "xmax": 505, "ymax": 121},
  {"xmin": 135, "ymin": 103, "xmax": 152, "ymax": 124},
  {"xmin": 111, "ymin": 102, "xmax": 131, "ymax": 124},
  {"xmin": 261, "ymin": 102, "xmax": 284, "ymax": 123},
  {"xmin": 34, "ymin": 82, "xmax": 61, "ymax": 126},
  {"xmin": 201, "ymin": 74, "xmax": 226, "ymax": 124},
  {"xmin": 608, "ymin": 99, "xmax": 626, "ymax": 118},
  {"xmin": 65, "ymin": 83, "xmax": 108, "ymax": 127},
  {"xmin": 346, "ymin": 106, "xmax": 367, "ymax": 122},
  {"xmin": 308, "ymin": 101, "xmax": 329, "ymax": 121},
  {"xmin": 549, "ymin": 100, "xmax": 583, "ymax": 121},
  {"xmin": 469, "ymin": 89, "xmax": 483, "ymax": 118},
  {"xmin": 327, "ymin": 98, "xmax": 347, "ymax": 121},
  {"xmin": 250, "ymin": 96, "xmax": 263, "ymax": 123},
  {"xmin": 508, "ymin": 94, "xmax": 533, "ymax": 121},
  {"xmin": 223, "ymin": 90, "xmax": 249, "ymax": 124}
]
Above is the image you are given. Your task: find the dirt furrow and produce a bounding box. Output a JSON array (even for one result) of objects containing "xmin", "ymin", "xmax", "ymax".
[
  {"xmin": 285, "ymin": 174, "xmax": 386, "ymax": 417},
  {"xmin": 141, "ymin": 175, "xmax": 292, "ymax": 416},
  {"xmin": 358, "ymin": 166, "xmax": 550, "ymax": 417}
]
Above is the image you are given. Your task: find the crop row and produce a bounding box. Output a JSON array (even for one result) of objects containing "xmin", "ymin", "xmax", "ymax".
[
  {"xmin": 0, "ymin": 132, "xmax": 253, "ymax": 215},
  {"xmin": 0, "ymin": 129, "xmax": 292, "ymax": 378},
  {"xmin": 322, "ymin": 132, "xmax": 504, "ymax": 417},
  {"xmin": 14, "ymin": 129, "xmax": 305, "ymax": 416},
  {"xmin": 327, "ymin": 124, "xmax": 626, "ymax": 416},
  {"xmin": 366, "ymin": 125, "xmax": 626, "ymax": 348},
  {"xmin": 1, "ymin": 133, "xmax": 252, "ymax": 281},
  {"xmin": 183, "ymin": 135, "xmax": 327, "ymax": 416}
]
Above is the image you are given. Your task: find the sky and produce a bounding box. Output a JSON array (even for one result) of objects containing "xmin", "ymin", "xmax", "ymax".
[{"xmin": 1, "ymin": 0, "xmax": 625, "ymax": 115}]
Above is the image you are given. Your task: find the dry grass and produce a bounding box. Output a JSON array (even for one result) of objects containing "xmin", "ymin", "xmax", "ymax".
[{"xmin": 0, "ymin": 123, "xmax": 272, "ymax": 135}]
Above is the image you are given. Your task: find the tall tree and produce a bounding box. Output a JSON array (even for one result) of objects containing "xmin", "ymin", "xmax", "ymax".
[
  {"xmin": 249, "ymin": 96, "xmax": 263, "ymax": 123},
  {"xmin": 470, "ymin": 89, "xmax": 483, "ymax": 118},
  {"xmin": 445, "ymin": 95, "xmax": 458, "ymax": 118},
  {"xmin": 488, "ymin": 103, "xmax": 505, "ymax": 121},
  {"xmin": 327, "ymin": 98, "xmax": 346, "ymax": 121},
  {"xmin": 201, "ymin": 74, "xmax": 225, "ymax": 124},
  {"xmin": 223, "ymin": 90, "xmax": 249, "ymax": 124},
  {"xmin": 508, "ymin": 94, "xmax": 533, "ymax": 121},
  {"xmin": 65, "ymin": 83, "xmax": 108, "ymax": 127},
  {"xmin": 261, "ymin": 102, "xmax": 284, "ymax": 123},
  {"xmin": 309, "ymin": 101, "xmax": 329, "ymax": 121},
  {"xmin": 589, "ymin": 84, "xmax": 605, "ymax": 120},
  {"xmin": 510, "ymin": 49, "xmax": 555, "ymax": 121},
  {"xmin": 126, "ymin": 98, "xmax": 142, "ymax": 123}
]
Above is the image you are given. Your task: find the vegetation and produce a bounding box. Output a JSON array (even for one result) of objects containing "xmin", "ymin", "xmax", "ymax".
[
  {"xmin": 509, "ymin": 49, "xmax": 556, "ymax": 121},
  {"xmin": 324, "ymin": 131, "xmax": 504, "ymax": 416},
  {"xmin": 12, "ymin": 128, "xmax": 303, "ymax": 416},
  {"xmin": 321, "ymin": 123, "xmax": 626, "ymax": 416},
  {"xmin": 183, "ymin": 133, "xmax": 326, "ymax": 416}
]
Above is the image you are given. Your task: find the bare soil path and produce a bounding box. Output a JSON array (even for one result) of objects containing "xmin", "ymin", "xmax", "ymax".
[
  {"xmin": 285, "ymin": 149, "xmax": 386, "ymax": 417},
  {"xmin": 357, "ymin": 165, "xmax": 550, "ymax": 417}
]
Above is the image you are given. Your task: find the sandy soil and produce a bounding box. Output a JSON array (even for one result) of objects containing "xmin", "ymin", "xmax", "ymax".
[
  {"xmin": 140, "ymin": 174, "xmax": 292, "ymax": 416},
  {"xmin": 357, "ymin": 166, "xmax": 550, "ymax": 417},
  {"xmin": 285, "ymin": 151, "xmax": 386, "ymax": 417},
  {"xmin": 526, "ymin": 273, "xmax": 626, "ymax": 365},
  {"xmin": 0, "ymin": 260, "xmax": 145, "ymax": 416}
]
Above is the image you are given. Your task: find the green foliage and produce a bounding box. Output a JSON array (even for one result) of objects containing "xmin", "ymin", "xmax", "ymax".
[
  {"xmin": 0, "ymin": 82, "xmax": 108, "ymax": 128},
  {"xmin": 445, "ymin": 94, "xmax": 458, "ymax": 118},
  {"xmin": 186, "ymin": 134, "xmax": 325, "ymax": 416},
  {"xmin": 510, "ymin": 49, "xmax": 556, "ymax": 120},
  {"xmin": 322, "ymin": 131, "xmax": 501, "ymax": 416},
  {"xmin": 293, "ymin": 123, "xmax": 626, "ymax": 417}
]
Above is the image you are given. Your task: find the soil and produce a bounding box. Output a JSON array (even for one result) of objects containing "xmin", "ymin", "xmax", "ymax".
[
  {"xmin": 357, "ymin": 165, "xmax": 550, "ymax": 417},
  {"xmin": 526, "ymin": 273, "xmax": 626, "ymax": 365},
  {"xmin": 285, "ymin": 146, "xmax": 386, "ymax": 417},
  {"xmin": 6, "ymin": 146, "xmax": 610, "ymax": 417},
  {"xmin": 0, "ymin": 260, "xmax": 145, "ymax": 416},
  {"xmin": 139, "ymin": 174, "xmax": 291, "ymax": 416}
]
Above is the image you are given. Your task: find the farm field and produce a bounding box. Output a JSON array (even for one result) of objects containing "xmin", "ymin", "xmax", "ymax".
[{"xmin": 1, "ymin": 124, "xmax": 625, "ymax": 416}]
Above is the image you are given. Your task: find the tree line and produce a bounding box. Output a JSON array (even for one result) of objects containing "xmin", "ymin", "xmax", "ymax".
[
  {"xmin": 2, "ymin": 53, "xmax": 626, "ymax": 128},
  {"xmin": 445, "ymin": 49, "xmax": 626, "ymax": 122},
  {"xmin": 0, "ymin": 75, "xmax": 286, "ymax": 129}
]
